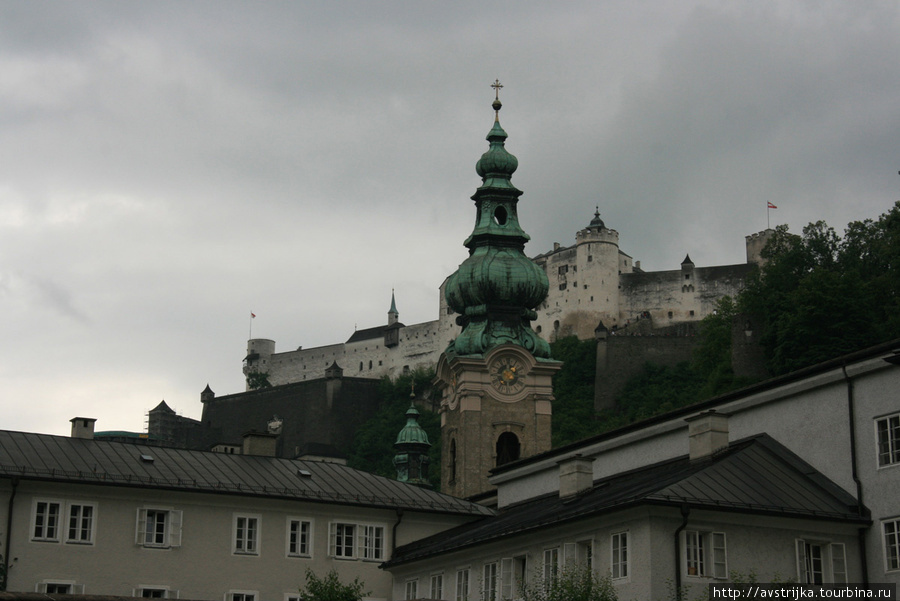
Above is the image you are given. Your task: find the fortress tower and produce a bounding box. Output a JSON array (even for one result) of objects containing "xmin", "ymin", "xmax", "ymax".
[{"xmin": 437, "ymin": 83, "xmax": 561, "ymax": 500}]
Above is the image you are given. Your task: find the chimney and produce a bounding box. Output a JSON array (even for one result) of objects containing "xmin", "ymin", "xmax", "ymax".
[
  {"xmin": 70, "ymin": 417, "xmax": 97, "ymax": 440},
  {"xmin": 558, "ymin": 454, "xmax": 594, "ymax": 498},
  {"xmin": 685, "ymin": 410, "xmax": 729, "ymax": 460},
  {"xmin": 241, "ymin": 431, "xmax": 278, "ymax": 457}
]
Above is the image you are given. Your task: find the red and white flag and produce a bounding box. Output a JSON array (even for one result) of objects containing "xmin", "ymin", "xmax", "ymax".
[
  {"xmin": 251, "ymin": 312, "xmax": 256, "ymax": 318},
  {"xmin": 767, "ymin": 201, "xmax": 777, "ymax": 209}
]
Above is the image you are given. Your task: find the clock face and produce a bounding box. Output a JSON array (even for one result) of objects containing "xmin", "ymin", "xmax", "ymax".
[{"xmin": 490, "ymin": 356, "xmax": 527, "ymax": 395}]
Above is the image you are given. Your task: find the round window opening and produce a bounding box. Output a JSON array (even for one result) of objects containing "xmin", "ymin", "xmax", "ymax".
[{"xmin": 493, "ymin": 206, "xmax": 508, "ymax": 226}]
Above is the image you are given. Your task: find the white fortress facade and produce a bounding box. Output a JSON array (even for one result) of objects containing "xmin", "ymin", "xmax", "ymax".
[{"xmin": 243, "ymin": 212, "xmax": 771, "ymax": 388}]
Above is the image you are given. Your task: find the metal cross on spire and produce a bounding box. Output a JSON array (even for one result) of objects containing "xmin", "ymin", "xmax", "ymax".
[{"xmin": 491, "ymin": 79, "xmax": 503, "ymax": 120}]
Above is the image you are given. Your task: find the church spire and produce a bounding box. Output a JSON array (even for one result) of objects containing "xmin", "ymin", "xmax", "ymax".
[
  {"xmin": 444, "ymin": 81, "xmax": 551, "ymax": 358},
  {"xmin": 388, "ymin": 289, "xmax": 399, "ymax": 325}
]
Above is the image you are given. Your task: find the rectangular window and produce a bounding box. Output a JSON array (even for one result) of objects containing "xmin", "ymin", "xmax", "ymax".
[
  {"xmin": 543, "ymin": 547, "xmax": 559, "ymax": 592},
  {"xmin": 331, "ymin": 522, "xmax": 355, "ymax": 558},
  {"xmin": 234, "ymin": 515, "xmax": 260, "ymax": 555},
  {"xmin": 877, "ymin": 413, "xmax": 900, "ymax": 467},
  {"xmin": 287, "ymin": 518, "xmax": 311, "ymax": 557},
  {"xmin": 796, "ymin": 540, "xmax": 847, "ymax": 584},
  {"xmin": 67, "ymin": 503, "xmax": 96, "ymax": 544},
  {"xmin": 611, "ymin": 532, "xmax": 628, "ymax": 579},
  {"xmin": 685, "ymin": 531, "xmax": 726, "ymax": 578},
  {"xmin": 456, "ymin": 568, "xmax": 470, "ymax": 601},
  {"xmin": 33, "ymin": 500, "xmax": 61, "ymax": 542},
  {"xmin": 431, "ymin": 574, "xmax": 443, "ymax": 600},
  {"xmin": 136, "ymin": 588, "xmax": 172, "ymax": 598},
  {"xmin": 137, "ymin": 508, "xmax": 182, "ymax": 548},
  {"xmin": 405, "ymin": 579, "xmax": 418, "ymax": 601},
  {"xmin": 360, "ymin": 524, "xmax": 384, "ymax": 560},
  {"xmin": 228, "ymin": 592, "xmax": 257, "ymax": 601},
  {"xmin": 483, "ymin": 562, "xmax": 498, "ymax": 601},
  {"xmin": 885, "ymin": 518, "xmax": 900, "ymax": 572}
]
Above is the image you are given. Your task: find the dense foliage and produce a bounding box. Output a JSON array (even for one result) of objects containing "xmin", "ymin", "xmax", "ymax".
[
  {"xmin": 549, "ymin": 337, "xmax": 599, "ymax": 447},
  {"xmin": 738, "ymin": 201, "xmax": 900, "ymax": 374},
  {"xmin": 346, "ymin": 368, "xmax": 441, "ymax": 490},
  {"xmin": 298, "ymin": 568, "xmax": 369, "ymax": 601},
  {"xmin": 520, "ymin": 564, "xmax": 618, "ymax": 601}
]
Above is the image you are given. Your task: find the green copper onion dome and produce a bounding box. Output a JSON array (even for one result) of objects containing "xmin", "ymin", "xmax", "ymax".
[
  {"xmin": 394, "ymin": 403, "xmax": 431, "ymax": 445},
  {"xmin": 444, "ymin": 82, "xmax": 551, "ymax": 359}
]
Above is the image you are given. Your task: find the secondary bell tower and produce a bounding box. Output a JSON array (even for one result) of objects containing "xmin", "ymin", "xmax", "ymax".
[{"xmin": 438, "ymin": 81, "xmax": 562, "ymax": 499}]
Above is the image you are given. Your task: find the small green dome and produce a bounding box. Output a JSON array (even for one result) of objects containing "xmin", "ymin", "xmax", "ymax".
[
  {"xmin": 475, "ymin": 122, "xmax": 518, "ymax": 181},
  {"xmin": 394, "ymin": 403, "xmax": 431, "ymax": 446}
]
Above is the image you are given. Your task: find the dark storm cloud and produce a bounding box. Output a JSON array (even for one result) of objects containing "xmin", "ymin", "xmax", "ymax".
[{"xmin": 1, "ymin": 1, "xmax": 898, "ymax": 434}]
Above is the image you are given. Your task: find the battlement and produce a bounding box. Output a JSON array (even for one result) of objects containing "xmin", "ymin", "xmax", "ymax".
[
  {"xmin": 745, "ymin": 229, "xmax": 775, "ymax": 266},
  {"xmin": 576, "ymin": 227, "xmax": 619, "ymax": 245}
]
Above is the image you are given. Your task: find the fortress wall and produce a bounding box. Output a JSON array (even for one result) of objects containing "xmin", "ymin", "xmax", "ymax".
[
  {"xmin": 594, "ymin": 334, "xmax": 698, "ymax": 410},
  {"xmin": 265, "ymin": 343, "xmax": 346, "ymax": 385}
]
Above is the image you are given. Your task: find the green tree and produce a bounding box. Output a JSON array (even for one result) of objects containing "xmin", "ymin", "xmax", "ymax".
[
  {"xmin": 246, "ymin": 371, "xmax": 272, "ymax": 390},
  {"xmin": 738, "ymin": 202, "xmax": 900, "ymax": 375},
  {"xmin": 549, "ymin": 337, "xmax": 599, "ymax": 447},
  {"xmin": 520, "ymin": 564, "xmax": 618, "ymax": 601},
  {"xmin": 298, "ymin": 568, "xmax": 369, "ymax": 601}
]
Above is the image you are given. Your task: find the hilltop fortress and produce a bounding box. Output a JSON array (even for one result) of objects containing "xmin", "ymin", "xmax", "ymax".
[{"xmin": 244, "ymin": 212, "xmax": 773, "ymax": 388}]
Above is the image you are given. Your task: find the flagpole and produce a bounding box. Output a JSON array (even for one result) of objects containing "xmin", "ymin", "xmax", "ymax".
[
  {"xmin": 249, "ymin": 312, "xmax": 254, "ymax": 340},
  {"xmin": 767, "ymin": 203, "xmax": 770, "ymax": 230}
]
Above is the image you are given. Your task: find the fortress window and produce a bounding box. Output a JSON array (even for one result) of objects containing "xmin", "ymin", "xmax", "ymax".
[
  {"xmin": 588, "ymin": 255, "xmax": 593, "ymax": 262},
  {"xmin": 690, "ymin": 311, "xmax": 695, "ymax": 317},
  {"xmin": 368, "ymin": 360, "xmax": 372, "ymax": 369},
  {"xmin": 359, "ymin": 362, "xmax": 363, "ymax": 371},
  {"xmin": 668, "ymin": 312, "xmax": 673, "ymax": 318},
  {"xmin": 559, "ymin": 283, "xmax": 567, "ymax": 291},
  {"xmin": 558, "ymin": 265, "xmax": 568, "ymax": 275}
]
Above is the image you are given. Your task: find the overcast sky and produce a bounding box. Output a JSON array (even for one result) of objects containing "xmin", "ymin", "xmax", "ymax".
[{"xmin": 2, "ymin": 1, "xmax": 899, "ymax": 436}]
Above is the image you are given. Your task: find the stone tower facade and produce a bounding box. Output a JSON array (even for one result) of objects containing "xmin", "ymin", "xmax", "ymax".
[{"xmin": 438, "ymin": 84, "xmax": 561, "ymax": 499}]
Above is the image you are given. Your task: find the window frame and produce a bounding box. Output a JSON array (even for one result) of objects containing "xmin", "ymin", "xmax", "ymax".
[
  {"xmin": 328, "ymin": 521, "xmax": 385, "ymax": 561},
  {"xmin": 483, "ymin": 561, "xmax": 499, "ymax": 601},
  {"xmin": 226, "ymin": 591, "xmax": 258, "ymax": 601},
  {"xmin": 684, "ymin": 530, "xmax": 727, "ymax": 579},
  {"xmin": 611, "ymin": 531, "xmax": 629, "ymax": 580},
  {"xmin": 66, "ymin": 501, "xmax": 97, "ymax": 545},
  {"xmin": 136, "ymin": 507, "xmax": 183, "ymax": 549},
  {"xmin": 233, "ymin": 513, "xmax": 261, "ymax": 556},
  {"xmin": 884, "ymin": 517, "xmax": 900, "ymax": 573},
  {"xmin": 876, "ymin": 412, "xmax": 900, "ymax": 468},
  {"xmin": 31, "ymin": 499, "xmax": 63, "ymax": 543},
  {"xmin": 430, "ymin": 573, "xmax": 444, "ymax": 600},
  {"xmin": 135, "ymin": 586, "xmax": 176, "ymax": 598},
  {"xmin": 286, "ymin": 517, "xmax": 313, "ymax": 558},
  {"xmin": 796, "ymin": 539, "xmax": 847, "ymax": 584},
  {"xmin": 37, "ymin": 581, "xmax": 83, "ymax": 594},
  {"xmin": 455, "ymin": 567, "xmax": 470, "ymax": 601},
  {"xmin": 542, "ymin": 547, "xmax": 560, "ymax": 592},
  {"xmin": 404, "ymin": 578, "xmax": 418, "ymax": 601}
]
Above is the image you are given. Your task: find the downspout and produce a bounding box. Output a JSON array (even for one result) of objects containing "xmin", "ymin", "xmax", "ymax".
[
  {"xmin": 3, "ymin": 477, "xmax": 19, "ymax": 591},
  {"xmin": 391, "ymin": 508, "xmax": 404, "ymax": 555},
  {"xmin": 674, "ymin": 504, "xmax": 690, "ymax": 601},
  {"xmin": 841, "ymin": 365, "xmax": 868, "ymax": 585}
]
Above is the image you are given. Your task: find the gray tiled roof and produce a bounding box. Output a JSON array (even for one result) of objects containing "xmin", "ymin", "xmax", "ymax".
[
  {"xmin": 385, "ymin": 434, "xmax": 868, "ymax": 566},
  {"xmin": 0, "ymin": 430, "xmax": 493, "ymax": 517}
]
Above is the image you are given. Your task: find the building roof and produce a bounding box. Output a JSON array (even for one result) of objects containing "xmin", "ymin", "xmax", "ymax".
[
  {"xmin": 384, "ymin": 434, "xmax": 867, "ymax": 567},
  {"xmin": 0, "ymin": 429, "xmax": 493, "ymax": 517},
  {"xmin": 346, "ymin": 323, "xmax": 404, "ymax": 343}
]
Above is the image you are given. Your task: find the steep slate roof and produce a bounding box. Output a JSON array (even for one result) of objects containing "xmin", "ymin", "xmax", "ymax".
[
  {"xmin": 346, "ymin": 323, "xmax": 404, "ymax": 343},
  {"xmin": 0, "ymin": 430, "xmax": 493, "ymax": 517},
  {"xmin": 384, "ymin": 434, "xmax": 867, "ymax": 566}
]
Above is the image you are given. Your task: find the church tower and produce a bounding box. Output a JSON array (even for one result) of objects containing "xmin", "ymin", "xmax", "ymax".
[{"xmin": 438, "ymin": 82, "xmax": 562, "ymax": 499}]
